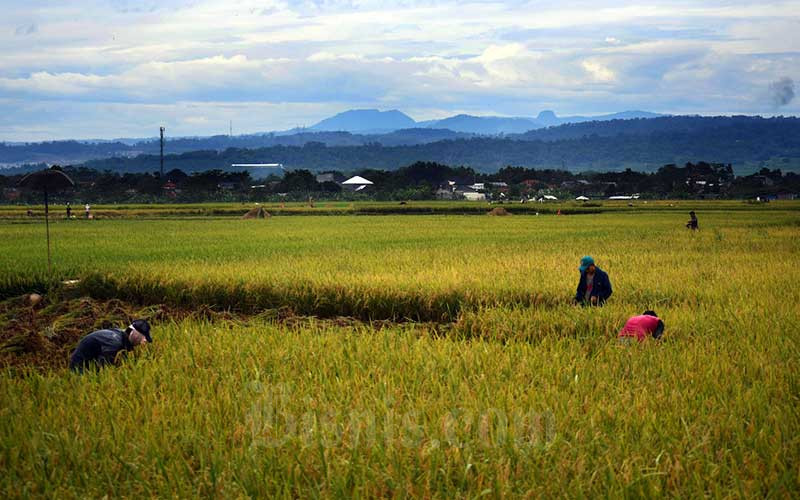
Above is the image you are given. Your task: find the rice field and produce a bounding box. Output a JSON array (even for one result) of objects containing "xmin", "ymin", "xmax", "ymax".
[{"xmin": 1, "ymin": 202, "xmax": 799, "ymax": 497}]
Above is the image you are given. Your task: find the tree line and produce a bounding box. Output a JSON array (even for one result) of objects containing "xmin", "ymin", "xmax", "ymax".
[{"xmin": 2, "ymin": 162, "xmax": 797, "ymax": 204}]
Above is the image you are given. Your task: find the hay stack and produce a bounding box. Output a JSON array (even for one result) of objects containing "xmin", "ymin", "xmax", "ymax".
[
  {"xmin": 487, "ymin": 207, "xmax": 510, "ymax": 216},
  {"xmin": 242, "ymin": 206, "xmax": 270, "ymax": 219}
]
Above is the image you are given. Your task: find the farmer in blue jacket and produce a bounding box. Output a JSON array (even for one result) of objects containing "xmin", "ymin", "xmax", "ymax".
[
  {"xmin": 574, "ymin": 256, "xmax": 612, "ymax": 306},
  {"xmin": 69, "ymin": 319, "xmax": 152, "ymax": 373}
]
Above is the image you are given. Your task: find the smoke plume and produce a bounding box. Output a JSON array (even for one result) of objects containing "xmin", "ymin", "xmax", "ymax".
[{"xmin": 769, "ymin": 77, "xmax": 795, "ymax": 107}]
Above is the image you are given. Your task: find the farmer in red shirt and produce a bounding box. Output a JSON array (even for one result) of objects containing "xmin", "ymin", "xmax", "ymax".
[{"xmin": 619, "ymin": 310, "xmax": 664, "ymax": 342}]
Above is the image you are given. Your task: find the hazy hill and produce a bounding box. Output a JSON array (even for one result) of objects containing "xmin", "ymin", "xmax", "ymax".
[
  {"xmin": 512, "ymin": 115, "xmax": 780, "ymax": 141},
  {"xmin": 1, "ymin": 109, "xmax": 666, "ymax": 165},
  {"xmin": 310, "ymin": 109, "xmax": 416, "ymax": 133},
  {"xmin": 51, "ymin": 115, "xmax": 798, "ymax": 176},
  {"xmin": 3, "ymin": 115, "xmax": 798, "ymax": 175},
  {"xmin": 421, "ymin": 110, "xmax": 664, "ymax": 133},
  {"xmin": 423, "ymin": 114, "xmax": 539, "ymax": 134}
]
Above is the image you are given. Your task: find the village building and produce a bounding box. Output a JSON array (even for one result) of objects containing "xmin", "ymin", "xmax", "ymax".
[{"xmin": 342, "ymin": 175, "xmax": 374, "ymax": 192}]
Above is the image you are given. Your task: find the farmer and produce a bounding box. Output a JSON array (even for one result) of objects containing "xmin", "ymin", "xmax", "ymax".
[
  {"xmin": 66, "ymin": 202, "xmax": 71, "ymax": 219},
  {"xmin": 574, "ymin": 256, "xmax": 612, "ymax": 306},
  {"xmin": 619, "ymin": 310, "xmax": 664, "ymax": 342},
  {"xmin": 84, "ymin": 203, "xmax": 90, "ymax": 219},
  {"xmin": 69, "ymin": 319, "xmax": 152, "ymax": 373},
  {"xmin": 686, "ymin": 211, "xmax": 698, "ymax": 230}
]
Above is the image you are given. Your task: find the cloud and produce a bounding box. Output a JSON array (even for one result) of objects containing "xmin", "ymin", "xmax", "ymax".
[
  {"xmin": 0, "ymin": 0, "xmax": 799, "ymax": 139},
  {"xmin": 307, "ymin": 52, "xmax": 368, "ymax": 62},
  {"xmin": 581, "ymin": 60, "xmax": 616, "ymax": 82},
  {"xmin": 769, "ymin": 77, "xmax": 795, "ymax": 107},
  {"xmin": 14, "ymin": 23, "xmax": 37, "ymax": 36}
]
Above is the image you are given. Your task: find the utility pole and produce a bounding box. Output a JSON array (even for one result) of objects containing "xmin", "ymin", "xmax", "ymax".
[{"xmin": 159, "ymin": 126, "xmax": 165, "ymax": 178}]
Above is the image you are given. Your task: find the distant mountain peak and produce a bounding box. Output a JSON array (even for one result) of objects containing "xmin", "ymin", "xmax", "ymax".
[
  {"xmin": 310, "ymin": 109, "xmax": 416, "ymax": 133},
  {"xmin": 307, "ymin": 107, "xmax": 666, "ymax": 135},
  {"xmin": 425, "ymin": 114, "xmax": 539, "ymax": 134}
]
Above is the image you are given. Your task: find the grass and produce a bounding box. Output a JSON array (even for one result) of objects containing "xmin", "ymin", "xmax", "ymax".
[
  {"xmin": 0, "ymin": 202, "xmax": 798, "ymax": 496},
  {"xmin": 2, "ymin": 198, "xmax": 795, "ymax": 219},
  {"xmin": 2, "ymin": 320, "xmax": 797, "ymax": 497}
]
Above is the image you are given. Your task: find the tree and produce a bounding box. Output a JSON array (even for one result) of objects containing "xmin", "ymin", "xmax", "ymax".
[{"xmin": 277, "ymin": 170, "xmax": 318, "ymax": 192}]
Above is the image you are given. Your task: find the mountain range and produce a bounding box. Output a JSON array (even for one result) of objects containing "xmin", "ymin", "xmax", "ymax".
[
  {"xmin": 0, "ymin": 108, "xmax": 665, "ymax": 166},
  {"xmin": 1, "ymin": 115, "xmax": 797, "ymax": 176},
  {"xmin": 309, "ymin": 109, "xmax": 664, "ymax": 134},
  {"xmin": 2, "ymin": 112, "xmax": 799, "ymax": 175}
]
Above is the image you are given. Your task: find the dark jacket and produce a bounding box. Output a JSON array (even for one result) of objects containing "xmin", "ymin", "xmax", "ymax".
[
  {"xmin": 69, "ymin": 328, "xmax": 132, "ymax": 373},
  {"xmin": 575, "ymin": 267, "xmax": 613, "ymax": 305}
]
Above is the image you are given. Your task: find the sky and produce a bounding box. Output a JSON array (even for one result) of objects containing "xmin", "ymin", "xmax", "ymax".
[{"xmin": 1, "ymin": 0, "xmax": 799, "ymax": 141}]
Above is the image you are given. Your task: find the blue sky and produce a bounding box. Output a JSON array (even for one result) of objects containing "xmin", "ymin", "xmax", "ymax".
[{"xmin": 1, "ymin": 0, "xmax": 798, "ymax": 140}]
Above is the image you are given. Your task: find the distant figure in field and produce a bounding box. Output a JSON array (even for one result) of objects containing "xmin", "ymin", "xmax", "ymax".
[
  {"xmin": 66, "ymin": 202, "xmax": 71, "ymax": 219},
  {"xmin": 574, "ymin": 256, "xmax": 612, "ymax": 306},
  {"xmin": 619, "ymin": 310, "xmax": 664, "ymax": 342},
  {"xmin": 686, "ymin": 211, "xmax": 698, "ymax": 230},
  {"xmin": 84, "ymin": 203, "xmax": 90, "ymax": 219},
  {"xmin": 69, "ymin": 319, "xmax": 152, "ymax": 373}
]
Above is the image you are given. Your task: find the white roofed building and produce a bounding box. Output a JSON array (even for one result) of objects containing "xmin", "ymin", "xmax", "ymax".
[{"xmin": 342, "ymin": 175, "xmax": 374, "ymax": 192}]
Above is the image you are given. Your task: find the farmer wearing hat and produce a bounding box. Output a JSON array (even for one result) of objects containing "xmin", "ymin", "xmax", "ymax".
[
  {"xmin": 69, "ymin": 319, "xmax": 152, "ymax": 373},
  {"xmin": 574, "ymin": 256, "xmax": 612, "ymax": 306}
]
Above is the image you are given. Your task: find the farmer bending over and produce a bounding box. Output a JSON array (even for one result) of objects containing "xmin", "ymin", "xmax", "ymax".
[
  {"xmin": 69, "ymin": 319, "xmax": 151, "ymax": 373},
  {"xmin": 686, "ymin": 211, "xmax": 698, "ymax": 230},
  {"xmin": 574, "ymin": 256, "xmax": 612, "ymax": 306},
  {"xmin": 619, "ymin": 310, "xmax": 664, "ymax": 342}
]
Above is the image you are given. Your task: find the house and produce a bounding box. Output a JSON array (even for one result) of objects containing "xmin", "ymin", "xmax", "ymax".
[
  {"xmin": 751, "ymin": 175, "xmax": 775, "ymax": 187},
  {"xmin": 435, "ymin": 186, "xmax": 454, "ymax": 200},
  {"xmin": 162, "ymin": 180, "xmax": 179, "ymax": 198},
  {"xmin": 447, "ymin": 177, "xmax": 474, "ymax": 187},
  {"xmin": 451, "ymin": 185, "xmax": 486, "ymax": 201},
  {"xmin": 461, "ymin": 191, "xmax": 486, "ymax": 201},
  {"xmin": 753, "ymin": 192, "xmax": 794, "ymax": 201},
  {"xmin": 342, "ymin": 175, "xmax": 373, "ymax": 192},
  {"xmin": 466, "ymin": 181, "xmax": 507, "ymax": 192},
  {"xmin": 3, "ymin": 188, "xmax": 20, "ymax": 201}
]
